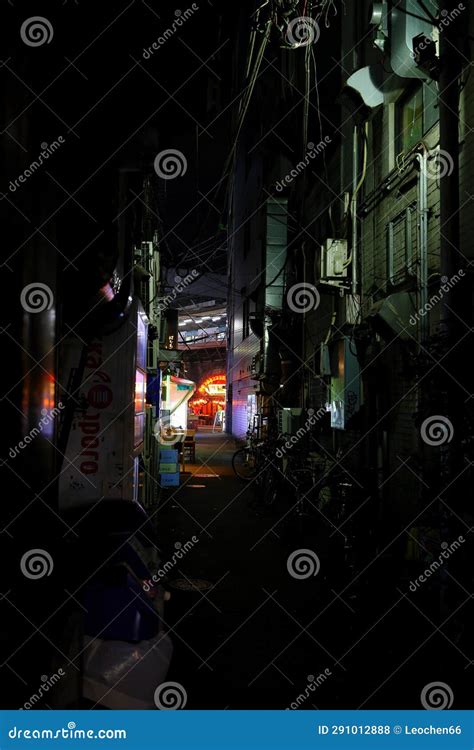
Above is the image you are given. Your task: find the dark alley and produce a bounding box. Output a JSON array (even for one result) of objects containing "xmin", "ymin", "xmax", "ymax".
[{"xmin": 1, "ymin": 0, "xmax": 473, "ymax": 738}]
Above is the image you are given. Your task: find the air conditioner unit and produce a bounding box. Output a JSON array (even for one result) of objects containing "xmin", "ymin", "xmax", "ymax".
[{"xmin": 320, "ymin": 239, "xmax": 349, "ymax": 285}]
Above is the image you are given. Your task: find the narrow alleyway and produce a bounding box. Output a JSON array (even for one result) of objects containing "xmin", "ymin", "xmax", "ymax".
[
  {"xmin": 156, "ymin": 429, "xmax": 332, "ymax": 709},
  {"xmin": 154, "ymin": 431, "xmax": 454, "ymax": 710}
]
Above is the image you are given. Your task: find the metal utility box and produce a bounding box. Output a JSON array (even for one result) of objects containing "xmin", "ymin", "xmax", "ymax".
[
  {"xmin": 320, "ymin": 239, "xmax": 349, "ymax": 284},
  {"xmin": 58, "ymin": 299, "xmax": 148, "ymax": 509},
  {"xmin": 329, "ymin": 338, "xmax": 361, "ymax": 430},
  {"xmin": 277, "ymin": 408, "xmax": 303, "ymax": 436}
]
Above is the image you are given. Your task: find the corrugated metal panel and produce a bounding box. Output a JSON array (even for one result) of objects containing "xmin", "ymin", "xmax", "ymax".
[
  {"xmin": 232, "ymin": 386, "xmax": 256, "ymax": 439},
  {"xmin": 230, "ymin": 332, "xmax": 260, "ymax": 382},
  {"xmin": 229, "ymin": 333, "xmax": 260, "ymax": 439}
]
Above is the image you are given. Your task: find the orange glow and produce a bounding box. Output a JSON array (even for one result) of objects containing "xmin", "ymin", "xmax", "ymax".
[
  {"xmin": 134, "ymin": 369, "xmax": 146, "ymax": 414},
  {"xmin": 189, "ymin": 373, "xmax": 226, "ymax": 417}
]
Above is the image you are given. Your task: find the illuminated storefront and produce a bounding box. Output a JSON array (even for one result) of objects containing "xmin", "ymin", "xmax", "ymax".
[{"xmin": 189, "ymin": 373, "xmax": 226, "ymax": 419}]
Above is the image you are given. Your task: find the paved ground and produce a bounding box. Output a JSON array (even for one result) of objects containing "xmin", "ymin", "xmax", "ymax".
[{"xmin": 155, "ymin": 430, "xmax": 470, "ymax": 710}]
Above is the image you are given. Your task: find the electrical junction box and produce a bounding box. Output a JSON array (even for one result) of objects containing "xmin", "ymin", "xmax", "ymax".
[
  {"xmin": 320, "ymin": 239, "xmax": 349, "ymax": 285},
  {"xmin": 330, "ymin": 338, "xmax": 361, "ymax": 430},
  {"xmin": 320, "ymin": 344, "xmax": 332, "ymax": 376},
  {"xmin": 278, "ymin": 408, "xmax": 303, "ymax": 436}
]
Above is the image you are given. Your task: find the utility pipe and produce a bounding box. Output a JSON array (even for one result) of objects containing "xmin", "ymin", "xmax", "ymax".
[
  {"xmin": 416, "ymin": 148, "xmax": 429, "ymax": 343},
  {"xmin": 438, "ymin": 0, "xmax": 463, "ymax": 339}
]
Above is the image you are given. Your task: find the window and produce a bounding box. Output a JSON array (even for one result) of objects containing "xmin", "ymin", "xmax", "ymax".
[
  {"xmin": 386, "ymin": 205, "xmax": 417, "ymax": 285},
  {"xmin": 396, "ymin": 83, "xmax": 438, "ymax": 154}
]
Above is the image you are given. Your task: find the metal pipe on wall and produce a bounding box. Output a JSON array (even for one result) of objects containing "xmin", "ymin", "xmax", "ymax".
[
  {"xmin": 438, "ymin": 2, "xmax": 463, "ymax": 337},
  {"xmin": 351, "ymin": 125, "xmax": 359, "ymax": 295},
  {"xmin": 416, "ymin": 149, "xmax": 429, "ymax": 343}
]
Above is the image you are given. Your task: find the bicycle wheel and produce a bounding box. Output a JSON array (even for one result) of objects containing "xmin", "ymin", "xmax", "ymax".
[{"xmin": 232, "ymin": 447, "xmax": 257, "ymax": 480}]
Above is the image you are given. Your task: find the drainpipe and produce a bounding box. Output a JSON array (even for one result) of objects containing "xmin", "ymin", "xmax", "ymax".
[
  {"xmin": 350, "ymin": 122, "xmax": 368, "ymax": 294},
  {"xmin": 415, "ymin": 148, "xmax": 429, "ymax": 343},
  {"xmin": 351, "ymin": 125, "xmax": 359, "ymax": 295},
  {"xmin": 436, "ymin": 0, "xmax": 467, "ymax": 612},
  {"xmin": 438, "ymin": 2, "xmax": 462, "ymax": 338}
]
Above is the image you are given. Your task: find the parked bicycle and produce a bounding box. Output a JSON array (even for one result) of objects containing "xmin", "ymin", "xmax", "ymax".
[{"xmin": 232, "ymin": 429, "xmax": 261, "ymax": 480}]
